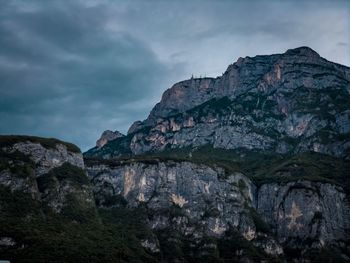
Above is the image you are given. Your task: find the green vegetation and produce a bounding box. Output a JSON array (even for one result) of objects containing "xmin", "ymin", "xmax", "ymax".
[
  {"xmin": 0, "ymin": 144, "xmax": 156, "ymax": 262},
  {"xmin": 154, "ymin": 225, "xmax": 277, "ymax": 262},
  {"xmin": 0, "ymin": 135, "xmax": 81, "ymax": 153},
  {"xmin": 217, "ymin": 229, "xmax": 276, "ymax": 262},
  {"xmin": 37, "ymin": 162, "xmax": 89, "ymax": 188},
  {"xmin": 0, "ymin": 208, "xmax": 156, "ymax": 263},
  {"xmin": 247, "ymin": 207, "xmax": 271, "ymax": 234},
  {"xmin": 0, "ymin": 168, "xmax": 156, "ymax": 263},
  {"xmin": 302, "ymin": 247, "xmax": 350, "ymax": 263},
  {"xmin": 0, "ymin": 150, "xmax": 35, "ymax": 178}
]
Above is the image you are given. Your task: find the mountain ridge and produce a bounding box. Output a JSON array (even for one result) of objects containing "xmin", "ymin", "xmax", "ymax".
[{"xmin": 85, "ymin": 46, "xmax": 350, "ymax": 159}]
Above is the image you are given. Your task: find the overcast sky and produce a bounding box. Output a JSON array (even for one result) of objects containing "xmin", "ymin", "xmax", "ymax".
[{"xmin": 0, "ymin": 0, "xmax": 349, "ymax": 151}]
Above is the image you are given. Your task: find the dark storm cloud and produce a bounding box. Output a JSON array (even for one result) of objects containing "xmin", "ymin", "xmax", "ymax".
[
  {"xmin": 0, "ymin": 1, "xmax": 185, "ymax": 150},
  {"xmin": 0, "ymin": 0, "xmax": 348, "ymax": 150}
]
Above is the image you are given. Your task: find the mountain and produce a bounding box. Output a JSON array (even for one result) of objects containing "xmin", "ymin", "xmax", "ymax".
[
  {"xmin": 82, "ymin": 47, "xmax": 350, "ymax": 262},
  {"xmin": 85, "ymin": 46, "xmax": 350, "ymax": 159},
  {"xmin": 1, "ymin": 47, "xmax": 350, "ymax": 262}
]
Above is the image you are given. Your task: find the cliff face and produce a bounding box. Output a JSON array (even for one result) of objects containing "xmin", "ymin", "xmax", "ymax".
[
  {"xmin": 256, "ymin": 181, "xmax": 349, "ymax": 246},
  {"xmin": 85, "ymin": 47, "xmax": 350, "ymax": 159},
  {"xmin": 87, "ymin": 160, "xmax": 255, "ymax": 237},
  {"xmin": 85, "ymin": 157, "xmax": 350, "ymax": 261}
]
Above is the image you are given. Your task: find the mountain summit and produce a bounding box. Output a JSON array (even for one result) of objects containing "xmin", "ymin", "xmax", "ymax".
[{"xmin": 85, "ymin": 47, "xmax": 350, "ymax": 159}]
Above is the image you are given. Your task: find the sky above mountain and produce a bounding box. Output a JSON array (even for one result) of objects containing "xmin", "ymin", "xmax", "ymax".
[{"xmin": 0, "ymin": 0, "xmax": 349, "ymax": 151}]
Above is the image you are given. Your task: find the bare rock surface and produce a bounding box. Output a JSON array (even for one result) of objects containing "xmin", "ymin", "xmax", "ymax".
[
  {"xmin": 96, "ymin": 130, "xmax": 124, "ymax": 148},
  {"xmin": 85, "ymin": 47, "xmax": 350, "ymax": 159}
]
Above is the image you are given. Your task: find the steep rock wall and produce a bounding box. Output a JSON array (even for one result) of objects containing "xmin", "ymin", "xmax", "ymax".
[{"xmin": 86, "ymin": 159, "xmax": 350, "ymax": 258}]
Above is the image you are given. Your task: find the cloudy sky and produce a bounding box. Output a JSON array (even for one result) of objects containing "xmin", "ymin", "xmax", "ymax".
[{"xmin": 0, "ymin": 0, "xmax": 349, "ymax": 151}]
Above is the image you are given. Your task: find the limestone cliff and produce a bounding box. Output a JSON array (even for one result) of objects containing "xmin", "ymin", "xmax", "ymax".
[{"xmin": 85, "ymin": 156, "xmax": 350, "ymax": 261}]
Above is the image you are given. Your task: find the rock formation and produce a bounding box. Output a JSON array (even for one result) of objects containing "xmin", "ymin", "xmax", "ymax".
[
  {"xmin": 82, "ymin": 46, "xmax": 350, "ymax": 262},
  {"xmin": 96, "ymin": 130, "xmax": 124, "ymax": 148},
  {"xmin": 85, "ymin": 47, "xmax": 350, "ymax": 160}
]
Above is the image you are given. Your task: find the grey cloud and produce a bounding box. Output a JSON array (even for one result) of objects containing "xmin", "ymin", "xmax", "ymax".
[
  {"xmin": 0, "ymin": 0, "xmax": 348, "ymax": 150},
  {"xmin": 337, "ymin": 42, "xmax": 348, "ymax": 46},
  {"xmin": 0, "ymin": 0, "xmax": 185, "ymax": 150}
]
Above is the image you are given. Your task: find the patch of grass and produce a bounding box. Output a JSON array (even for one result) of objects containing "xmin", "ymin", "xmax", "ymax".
[
  {"xmin": 37, "ymin": 162, "xmax": 89, "ymax": 188},
  {"xmin": 217, "ymin": 228, "xmax": 270, "ymax": 261},
  {"xmin": 0, "ymin": 150, "xmax": 35, "ymax": 177},
  {"xmin": 247, "ymin": 207, "xmax": 271, "ymax": 234},
  {"xmin": 238, "ymin": 179, "xmax": 247, "ymax": 191}
]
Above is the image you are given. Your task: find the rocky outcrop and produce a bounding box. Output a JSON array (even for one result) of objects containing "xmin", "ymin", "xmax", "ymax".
[
  {"xmin": 86, "ymin": 159, "xmax": 283, "ymax": 259},
  {"xmin": 7, "ymin": 142, "xmax": 84, "ymax": 176},
  {"xmin": 87, "ymin": 160, "xmax": 255, "ymax": 236},
  {"xmin": 0, "ymin": 136, "xmax": 93, "ymax": 214},
  {"xmin": 256, "ymin": 181, "xmax": 350, "ymax": 253},
  {"xmin": 0, "ymin": 136, "xmax": 152, "ymax": 263},
  {"xmin": 85, "ymin": 158, "xmax": 350, "ymax": 260},
  {"xmin": 85, "ymin": 47, "xmax": 350, "ymax": 159},
  {"xmin": 96, "ymin": 130, "xmax": 124, "ymax": 148},
  {"xmin": 146, "ymin": 47, "xmax": 349, "ymax": 123}
]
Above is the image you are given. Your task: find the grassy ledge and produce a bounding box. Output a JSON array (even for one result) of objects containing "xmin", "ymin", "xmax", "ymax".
[{"xmin": 0, "ymin": 135, "xmax": 81, "ymax": 153}]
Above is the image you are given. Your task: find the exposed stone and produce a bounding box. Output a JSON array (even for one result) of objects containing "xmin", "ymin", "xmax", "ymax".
[
  {"xmin": 86, "ymin": 160, "xmax": 256, "ymax": 239},
  {"xmin": 96, "ymin": 130, "xmax": 124, "ymax": 148},
  {"xmin": 5, "ymin": 142, "xmax": 84, "ymax": 176},
  {"xmin": 255, "ymin": 181, "xmax": 350, "ymax": 247},
  {"xmin": 0, "ymin": 237, "xmax": 16, "ymax": 247},
  {"xmin": 86, "ymin": 159, "xmax": 350, "ymax": 258},
  {"xmin": 85, "ymin": 46, "xmax": 350, "ymax": 159}
]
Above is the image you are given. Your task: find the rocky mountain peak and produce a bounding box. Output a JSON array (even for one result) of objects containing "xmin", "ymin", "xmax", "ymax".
[
  {"xmin": 96, "ymin": 130, "xmax": 124, "ymax": 148},
  {"xmin": 86, "ymin": 46, "xmax": 350, "ymax": 160},
  {"xmin": 284, "ymin": 46, "xmax": 320, "ymax": 57},
  {"xmin": 141, "ymin": 46, "xmax": 349, "ymax": 126}
]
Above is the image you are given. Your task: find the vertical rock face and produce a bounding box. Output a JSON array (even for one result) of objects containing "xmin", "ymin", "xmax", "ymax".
[
  {"xmin": 85, "ymin": 159, "xmax": 350, "ymax": 260},
  {"xmin": 86, "ymin": 160, "xmax": 255, "ymax": 237},
  {"xmin": 147, "ymin": 78, "xmax": 215, "ymax": 123},
  {"xmin": 256, "ymin": 181, "xmax": 350, "ymax": 248},
  {"xmin": 96, "ymin": 130, "xmax": 124, "ymax": 148}
]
